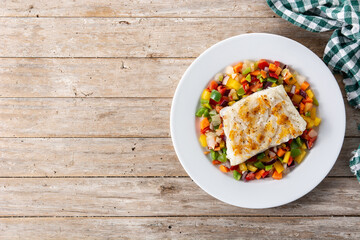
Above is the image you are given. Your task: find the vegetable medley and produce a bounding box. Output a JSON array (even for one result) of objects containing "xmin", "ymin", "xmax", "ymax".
[{"xmin": 196, "ymin": 59, "xmax": 321, "ymax": 181}]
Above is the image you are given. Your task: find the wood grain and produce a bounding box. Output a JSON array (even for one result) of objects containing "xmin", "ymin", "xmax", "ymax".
[
  {"xmin": 0, "ymin": 58, "xmax": 187, "ymax": 98},
  {"xmin": 0, "ymin": 18, "xmax": 330, "ymax": 58},
  {"xmin": 0, "ymin": 217, "xmax": 359, "ymax": 239},
  {"xmin": 0, "ymin": 98, "xmax": 357, "ymax": 138},
  {"xmin": 0, "ymin": 58, "xmax": 345, "ymax": 98},
  {"xmin": 1, "ymin": 0, "xmax": 276, "ymax": 18},
  {"xmin": 0, "ymin": 178, "xmax": 358, "ymax": 217},
  {"xmin": 0, "ymin": 137, "xmax": 355, "ymax": 177}
]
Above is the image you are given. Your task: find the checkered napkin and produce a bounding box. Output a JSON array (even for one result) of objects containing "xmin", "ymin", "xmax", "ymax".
[
  {"xmin": 267, "ymin": 0, "xmax": 360, "ymax": 182},
  {"xmin": 267, "ymin": 0, "xmax": 360, "ymax": 108},
  {"xmin": 350, "ymin": 145, "xmax": 360, "ymax": 182}
]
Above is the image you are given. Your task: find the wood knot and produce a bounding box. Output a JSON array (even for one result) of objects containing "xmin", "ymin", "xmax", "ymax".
[{"xmin": 159, "ymin": 185, "xmax": 176, "ymax": 194}]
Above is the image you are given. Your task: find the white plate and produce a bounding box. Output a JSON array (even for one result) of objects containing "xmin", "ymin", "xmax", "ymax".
[{"xmin": 170, "ymin": 33, "xmax": 346, "ymax": 209}]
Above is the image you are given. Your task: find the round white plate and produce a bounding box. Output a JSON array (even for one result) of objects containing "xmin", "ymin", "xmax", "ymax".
[{"xmin": 170, "ymin": 33, "xmax": 346, "ymax": 209}]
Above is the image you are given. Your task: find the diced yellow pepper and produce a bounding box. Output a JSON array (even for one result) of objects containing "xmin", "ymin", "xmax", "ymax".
[
  {"xmin": 295, "ymin": 150, "xmax": 307, "ymax": 164},
  {"xmin": 220, "ymin": 140, "xmax": 225, "ymax": 149},
  {"xmin": 283, "ymin": 151, "xmax": 291, "ymax": 163},
  {"xmin": 226, "ymin": 78, "xmax": 241, "ymax": 90},
  {"xmin": 307, "ymin": 120, "xmax": 314, "ymax": 129},
  {"xmin": 246, "ymin": 163, "xmax": 258, "ymax": 172},
  {"xmin": 228, "ymin": 101, "xmax": 236, "ymax": 106},
  {"xmin": 302, "ymin": 143, "xmax": 307, "ymax": 150},
  {"xmin": 294, "ymin": 82, "xmax": 301, "ymax": 90},
  {"xmin": 273, "ymin": 160, "xmax": 284, "ymax": 173},
  {"xmin": 306, "ymin": 89, "xmax": 314, "ymax": 99},
  {"xmin": 201, "ymin": 89, "xmax": 211, "ymax": 101},
  {"xmin": 314, "ymin": 117, "xmax": 321, "ymax": 126},
  {"xmin": 271, "ymin": 83, "xmax": 277, "ymax": 87},
  {"xmin": 310, "ymin": 107, "xmax": 316, "ymax": 120},
  {"xmin": 239, "ymin": 162, "xmax": 247, "ymax": 171},
  {"xmin": 199, "ymin": 134, "xmax": 207, "ymax": 147}
]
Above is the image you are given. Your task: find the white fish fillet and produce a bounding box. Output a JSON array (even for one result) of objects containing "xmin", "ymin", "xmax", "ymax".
[{"xmin": 221, "ymin": 85, "xmax": 306, "ymax": 166}]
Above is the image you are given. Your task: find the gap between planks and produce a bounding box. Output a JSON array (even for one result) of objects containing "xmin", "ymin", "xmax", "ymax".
[{"xmin": 0, "ymin": 215, "xmax": 359, "ymax": 218}]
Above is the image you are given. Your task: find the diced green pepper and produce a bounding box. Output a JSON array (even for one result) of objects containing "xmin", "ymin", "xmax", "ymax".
[
  {"xmin": 203, "ymin": 108, "xmax": 210, "ymax": 118},
  {"xmin": 218, "ymin": 153, "xmax": 227, "ymax": 163},
  {"xmin": 202, "ymin": 103, "xmax": 212, "ymax": 109},
  {"xmin": 233, "ymin": 170, "xmax": 242, "ymax": 181},
  {"xmin": 257, "ymin": 152, "xmax": 266, "ymax": 160},
  {"xmin": 290, "ymin": 141, "xmax": 299, "ymax": 150},
  {"xmin": 254, "ymin": 161, "xmax": 265, "ymax": 169},
  {"xmin": 257, "ymin": 87, "xmax": 263, "ymax": 91},
  {"xmin": 313, "ymin": 96, "xmax": 319, "ymax": 106},
  {"xmin": 210, "ymin": 90, "xmax": 222, "ymax": 102},
  {"xmin": 210, "ymin": 150, "xmax": 219, "ymax": 160},
  {"xmin": 265, "ymin": 165, "xmax": 273, "ymax": 171},
  {"xmin": 245, "ymin": 74, "xmax": 251, "ymax": 82},
  {"xmin": 237, "ymin": 88, "xmax": 246, "ymax": 96},
  {"xmin": 291, "ymin": 148, "xmax": 302, "ymax": 157},
  {"xmin": 295, "ymin": 137, "xmax": 303, "ymax": 147},
  {"xmin": 254, "ymin": 62, "xmax": 258, "ymax": 70},
  {"xmin": 195, "ymin": 107, "xmax": 205, "ymax": 117},
  {"xmin": 222, "ymin": 148, "xmax": 227, "ymax": 155},
  {"xmin": 305, "ymin": 111, "xmax": 311, "ymax": 117},
  {"xmin": 242, "ymin": 67, "xmax": 251, "ymax": 75},
  {"xmin": 259, "ymin": 77, "xmax": 265, "ymax": 83},
  {"xmin": 200, "ymin": 99, "xmax": 209, "ymax": 104},
  {"xmin": 266, "ymin": 77, "xmax": 277, "ymax": 83}
]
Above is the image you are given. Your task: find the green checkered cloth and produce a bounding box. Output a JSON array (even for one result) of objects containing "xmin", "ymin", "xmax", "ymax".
[
  {"xmin": 350, "ymin": 145, "xmax": 360, "ymax": 182},
  {"xmin": 267, "ymin": 0, "xmax": 360, "ymax": 108}
]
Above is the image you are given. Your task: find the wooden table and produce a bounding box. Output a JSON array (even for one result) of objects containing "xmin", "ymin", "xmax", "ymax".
[{"xmin": 0, "ymin": 1, "xmax": 359, "ymax": 239}]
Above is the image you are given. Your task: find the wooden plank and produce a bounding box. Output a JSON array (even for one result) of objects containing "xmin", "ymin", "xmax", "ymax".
[
  {"xmin": 0, "ymin": 137, "xmax": 355, "ymax": 177},
  {"xmin": 1, "ymin": 0, "xmax": 276, "ymax": 18},
  {"xmin": 0, "ymin": 58, "xmax": 344, "ymax": 98},
  {"xmin": 0, "ymin": 217, "xmax": 359, "ymax": 239},
  {"xmin": 0, "ymin": 178, "xmax": 358, "ymax": 216},
  {"xmin": 0, "ymin": 58, "xmax": 188, "ymax": 98},
  {"xmin": 0, "ymin": 98, "xmax": 357, "ymax": 137},
  {"xmin": 0, "ymin": 18, "xmax": 330, "ymax": 58}
]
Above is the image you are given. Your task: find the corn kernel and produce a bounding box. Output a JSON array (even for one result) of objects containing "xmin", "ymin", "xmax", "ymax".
[
  {"xmin": 228, "ymin": 101, "xmax": 236, "ymax": 106},
  {"xmin": 271, "ymin": 83, "xmax": 277, "ymax": 87}
]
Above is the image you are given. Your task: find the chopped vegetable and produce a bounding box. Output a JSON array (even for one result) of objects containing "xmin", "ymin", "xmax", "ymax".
[
  {"xmin": 209, "ymin": 81, "xmax": 218, "ymax": 91},
  {"xmin": 210, "ymin": 90, "xmax": 222, "ymax": 102},
  {"xmin": 267, "ymin": 77, "xmax": 277, "ymax": 83},
  {"xmin": 272, "ymin": 170, "xmax": 283, "ymax": 180},
  {"xmin": 242, "ymin": 67, "xmax": 251, "ymax": 75},
  {"xmin": 210, "ymin": 149, "xmax": 218, "ymax": 160},
  {"xmin": 291, "ymin": 148, "xmax": 302, "ymax": 158},
  {"xmin": 219, "ymin": 165, "xmax": 230, "ymax": 173},
  {"xmin": 201, "ymin": 89, "xmax": 211, "ymax": 100},
  {"xmin": 254, "ymin": 161, "xmax": 265, "ymax": 169},
  {"xmin": 239, "ymin": 162, "xmax": 247, "ymax": 171},
  {"xmin": 300, "ymin": 81, "xmax": 310, "ymax": 91},
  {"xmin": 255, "ymin": 170, "xmax": 265, "ymax": 179},
  {"xmin": 233, "ymin": 62, "xmax": 243, "ymax": 73},
  {"xmin": 277, "ymin": 148, "xmax": 286, "ymax": 157},
  {"xmin": 199, "ymin": 134, "xmax": 207, "ymax": 147},
  {"xmin": 233, "ymin": 170, "xmax": 242, "ymax": 180},
  {"xmin": 200, "ymin": 118, "xmax": 209, "ymax": 130},
  {"xmin": 257, "ymin": 152, "xmax": 266, "ymax": 160},
  {"xmin": 273, "ymin": 161, "xmax": 284, "ymax": 173},
  {"xmin": 294, "ymin": 150, "xmax": 307, "ymax": 164},
  {"xmin": 246, "ymin": 163, "xmax": 258, "ymax": 172},
  {"xmin": 265, "ymin": 165, "xmax": 273, "ymax": 171},
  {"xmin": 226, "ymin": 78, "xmax": 242, "ymax": 90}
]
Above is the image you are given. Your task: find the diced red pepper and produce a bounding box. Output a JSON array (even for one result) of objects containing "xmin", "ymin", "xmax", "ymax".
[
  {"xmin": 262, "ymin": 171, "xmax": 270, "ymax": 178},
  {"xmin": 251, "ymin": 76, "xmax": 258, "ymax": 83},
  {"xmin": 250, "ymin": 82, "xmax": 263, "ymax": 92},
  {"xmin": 209, "ymin": 99, "xmax": 218, "ymax": 105},
  {"xmin": 215, "ymin": 105, "xmax": 223, "ymax": 113},
  {"xmin": 274, "ymin": 61, "xmax": 281, "ymax": 67},
  {"xmin": 230, "ymin": 165, "xmax": 239, "ymax": 171},
  {"xmin": 269, "ymin": 72, "xmax": 279, "ymax": 79},
  {"xmin": 200, "ymin": 126, "xmax": 210, "ymax": 134},
  {"xmin": 208, "ymin": 80, "xmax": 218, "ymax": 91},
  {"xmin": 257, "ymin": 59, "xmax": 269, "ymax": 70},
  {"xmin": 287, "ymin": 156, "xmax": 294, "ymax": 166},
  {"xmin": 217, "ymin": 85, "xmax": 227, "ymax": 95},
  {"xmin": 245, "ymin": 172, "xmax": 255, "ymax": 181},
  {"xmin": 242, "ymin": 83, "xmax": 249, "ymax": 92},
  {"xmin": 212, "ymin": 160, "xmax": 222, "ymax": 165},
  {"xmin": 307, "ymin": 136, "xmax": 317, "ymax": 149}
]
